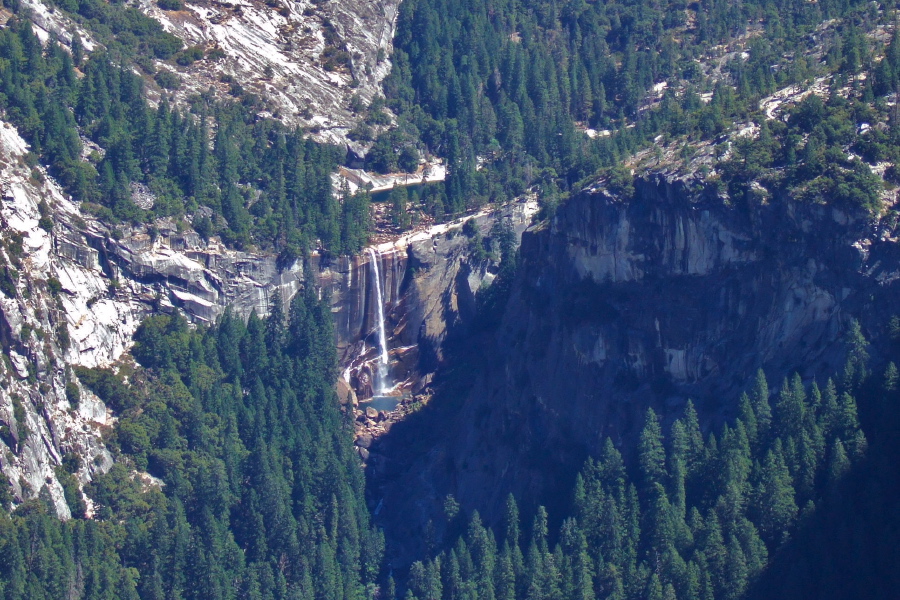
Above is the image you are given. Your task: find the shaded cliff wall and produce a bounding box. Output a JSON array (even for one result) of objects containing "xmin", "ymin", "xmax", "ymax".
[{"xmin": 370, "ymin": 172, "xmax": 900, "ymax": 559}]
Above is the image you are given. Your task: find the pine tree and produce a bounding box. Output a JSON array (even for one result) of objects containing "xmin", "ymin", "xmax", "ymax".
[
  {"xmin": 559, "ymin": 518, "xmax": 595, "ymax": 600},
  {"xmin": 668, "ymin": 428, "xmax": 688, "ymax": 517},
  {"xmin": 467, "ymin": 512, "xmax": 497, "ymax": 600},
  {"xmin": 70, "ymin": 32, "xmax": 84, "ymax": 67},
  {"xmin": 827, "ymin": 439, "xmax": 851, "ymax": 486},
  {"xmin": 752, "ymin": 443, "xmax": 797, "ymax": 547},
  {"xmin": 443, "ymin": 549, "xmax": 463, "ymax": 600},
  {"xmin": 389, "ymin": 185, "xmax": 411, "ymax": 229},
  {"xmin": 842, "ymin": 319, "xmax": 869, "ymax": 390},
  {"xmin": 639, "ymin": 409, "xmax": 667, "ymax": 496},
  {"xmin": 598, "ymin": 438, "xmax": 627, "ymax": 496},
  {"xmin": 701, "ymin": 512, "xmax": 727, "ymax": 598},
  {"xmin": 734, "ymin": 516, "xmax": 768, "ymax": 581},
  {"xmin": 808, "ymin": 381, "xmax": 822, "ymax": 413},
  {"xmin": 884, "ymin": 362, "xmax": 898, "ymax": 393},
  {"xmin": 750, "ymin": 369, "xmax": 772, "ymax": 442},
  {"xmin": 774, "ymin": 375, "xmax": 805, "ymax": 443},
  {"xmin": 497, "ymin": 545, "xmax": 517, "ymax": 600},
  {"xmin": 737, "ymin": 393, "xmax": 758, "ymax": 450},
  {"xmin": 719, "ymin": 422, "xmax": 752, "ymax": 497},
  {"xmin": 836, "ymin": 392, "xmax": 866, "ymax": 459},
  {"xmin": 681, "ymin": 402, "xmax": 705, "ymax": 478},
  {"xmin": 794, "ymin": 430, "xmax": 819, "ymax": 501},
  {"xmin": 723, "ymin": 534, "xmax": 748, "ymax": 600},
  {"xmin": 599, "ymin": 563, "xmax": 625, "ymax": 600},
  {"xmin": 503, "ymin": 494, "xmax": 525, "ymax": 580},
  {"xmin": 408, "ymin": 562, "xmax": 429, "ymax": 600},
  {"xmin": 647, "ymin": 573, "xmax": 665, "ymax": 600},
  {"xmin": 819, "ymin": 378, "xmax": 840, "ymax": 440}
]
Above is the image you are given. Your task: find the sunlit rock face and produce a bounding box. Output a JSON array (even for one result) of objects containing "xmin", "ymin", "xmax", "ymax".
[
  {"xmin": 369, "ymin": 171, "xmax": 900, "ymax": 562},
  {"xmin": 136, "ymin": 0, "xmax": 400, "ymax": 146},
  {"xmin": 0, "ymin": 117, "xmax": 299, "ymax": 515},
  {"xmin": 0, "ymin": 120, "xmax": 121, "ymax": 518}
]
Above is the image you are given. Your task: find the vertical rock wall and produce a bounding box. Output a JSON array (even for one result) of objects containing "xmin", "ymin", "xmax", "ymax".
[{"xmin": 369, "ymin": 172, "xmax": 900, "ymax": 561}]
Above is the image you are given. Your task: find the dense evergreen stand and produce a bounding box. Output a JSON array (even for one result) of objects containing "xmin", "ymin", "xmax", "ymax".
[{"xmin": 1, "ymin": 0, "xmax": 900, "ymax": 596}]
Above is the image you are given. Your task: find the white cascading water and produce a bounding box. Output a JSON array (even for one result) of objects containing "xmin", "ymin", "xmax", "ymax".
[{"xmin": 367, "ymin": 248, "xmax": 390, "ymax": 394}]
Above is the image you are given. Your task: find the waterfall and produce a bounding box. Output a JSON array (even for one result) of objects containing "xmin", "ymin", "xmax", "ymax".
[{"xmin": 367, "ymin": 248, "xmax": 390, "ymax": 394}]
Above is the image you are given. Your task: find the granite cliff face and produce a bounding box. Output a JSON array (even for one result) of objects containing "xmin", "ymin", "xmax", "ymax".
[
  {"xmin": 6, "ymin": 76, "xmax": 896, "ymax": 542},
  {"xmin": 369, "ymin": 171, "xmax": 900, "ymax": 559},
  {"xmin": 0, "ymin": 121, "xmax": 124, "ymax": 518}
]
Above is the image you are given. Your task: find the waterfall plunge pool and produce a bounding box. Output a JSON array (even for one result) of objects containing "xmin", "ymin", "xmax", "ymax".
[{"xmin": 362, "ymin": 395, "xmax": 401, "ymax": 412}]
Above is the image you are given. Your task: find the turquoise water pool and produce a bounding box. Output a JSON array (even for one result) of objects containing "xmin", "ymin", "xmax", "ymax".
[{"xmin": 363, "ymin": 395, "xmax": 400, "ymax": 412}]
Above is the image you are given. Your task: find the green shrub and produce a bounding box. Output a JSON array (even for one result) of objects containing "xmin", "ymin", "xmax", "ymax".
[
  {"xmin": 175, "ymin": 45, "xmax": 204, "ymax": 66},
  {"xmin": 154, "ymin": 70, "xmax": 181, "ymax": 90},
  {"xmin": 65, "ymin": 381, "xmax": 80, "ymax": 409}
]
